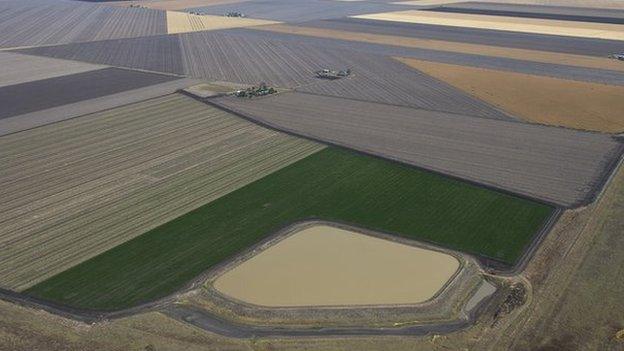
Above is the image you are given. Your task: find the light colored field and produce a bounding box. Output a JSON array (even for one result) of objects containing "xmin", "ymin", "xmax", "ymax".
[
  {"xmin": 255, "ymin": 24, "xmax": 624, "ymax": 73},
  {"xmin": 166, "ymin": 11, "xmax": 278, "ymax": 34},
  {"xmin": 397, "ymin": 57, "xmax": 624, "ymax": 133},
  {"xmin": 182, "ymin": 82, "xmax": 245, "ymax": 98},
  {"xmin": 353, "ymin": 10, "xmax": 624, "ymax": 40},
  {"xmin": 394, "ymin": 0, "xmax": 624, "ymax": 8},
  {"xmin": 0, "ymin": 52, "xmax": 106, "ymax": 88},
  {"xmin": 0, "ymin": 93, "xmax": 323, "ymax": 291},
  {"xmin": 214, "ymin": 225, "xmax": 460, "ymax": 307}
]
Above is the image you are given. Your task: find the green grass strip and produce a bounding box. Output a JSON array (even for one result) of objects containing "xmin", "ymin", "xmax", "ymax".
[{"xmin": 26, "ymin": 147, "xmax": 553, "ymax": 310}]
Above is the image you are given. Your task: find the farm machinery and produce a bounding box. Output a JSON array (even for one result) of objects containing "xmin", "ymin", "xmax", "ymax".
[
  {"xmin": 315, "ymin": 68, "xmax": 351, "ymax": 79},
  {"xmin": 609, "ymin": 53, "xmax": 624, "ymax": 61},
  {"xmin": 225, "ymin": 11, "xmax": 245, "ymax": 17},
  {"xmin": 232, "ymin": 83, "xmax": 276, "ymax": 98}
]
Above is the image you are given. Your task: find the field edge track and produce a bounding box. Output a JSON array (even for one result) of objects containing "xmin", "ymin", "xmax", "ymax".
[{"xmin": 0, "ymin": 219, "xmax": 502, "ymax": 337}]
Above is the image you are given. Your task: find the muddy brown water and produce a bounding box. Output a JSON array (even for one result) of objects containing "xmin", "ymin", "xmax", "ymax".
[{"xmin": 213, "ymin": 225, "xmax": 460, "ymax": 307}]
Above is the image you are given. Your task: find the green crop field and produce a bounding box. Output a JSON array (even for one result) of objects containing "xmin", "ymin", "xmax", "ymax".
[{"xmin": 26, "ymin": 147, "xmax": 553, "ymax": 310}]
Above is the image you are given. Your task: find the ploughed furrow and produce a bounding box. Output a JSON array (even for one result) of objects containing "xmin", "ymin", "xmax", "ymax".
[
  {"xmin": 0, "ymin": 1, "xmax": 167, "ymax": 48},
  {"xmin": 0, "ymin": 93, "xmax": 324, "ymax": 291},
  {"xmin": 233, "ymin": 27, "xmax": 624, "ymax": 86},
  {"xmin": 0, "ymin": 101, "xmax": 229, "ymax": 198},
  {"xmin": 179, "ymin": 31, "xmax": 322, "ymax": 88},
  {"xmin": 16, "ymin": 34, "xmax": 185, "ymax": 77},
  {"xmin": 185, "ymin": 0, "xmax": 409, "ymax": 23},
  {"xmin": 298, "ymin": 53, "xmax": 512, "ymax": 120},
  {"xmin": 0, "ymin": 68, "xmax": 177, "ymax": 121},
  {"xmin": 213, "ymin": 92, "xmax": 623, "ymax": 207},
  {"xmin": 2, "ymin": 138, "xmax": 319, "ymax": 290}
]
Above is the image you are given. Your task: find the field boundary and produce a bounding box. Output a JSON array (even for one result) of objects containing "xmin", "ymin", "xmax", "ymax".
[
  {"xmin": 197, "ymin": 92, "xmax": 563, "ymax": 209},
  {"xmin": 0, "ymin": 94, "xmax": 565, "ymax": 336},
  {"xmin": 207, "ymin": 91, "xmax": 624, "ymax": 208},
  {"xmin": 491, "ymin": 207, "xmax": 564, "ymax": 276}
]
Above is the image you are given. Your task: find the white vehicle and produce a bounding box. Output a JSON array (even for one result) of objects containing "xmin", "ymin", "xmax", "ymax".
[{"xmin": 609, "ymin": 53, "xmax": 624, "ymax": 61}]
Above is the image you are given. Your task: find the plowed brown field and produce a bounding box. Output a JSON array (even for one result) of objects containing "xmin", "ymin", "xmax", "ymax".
[
  {"xmin": 108, "ymin": 0, "xmax": 246, "ymax": 10},
  {"xmin": 354, "ymin": 10, "xmax": 624, "ymax": 40},
  {"xmin": 254, "ymin": 24, "xmax": 624, "ymax": 73},
  {"xmin": 397, "ymin": 57, "xmax": 624, "ymax": 133},
  {"xmin": 0, "ymin": 93, "xmax": 323, "ymax": 291}
]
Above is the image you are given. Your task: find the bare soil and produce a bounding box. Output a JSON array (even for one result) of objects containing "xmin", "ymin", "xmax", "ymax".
[
  {"xmin": 166, "ymin": 11, "xmax": 277, "ymax": 34},
  {"xmin": 354, "ymin": 10, "xmax": 624, "ymax": 40},
  {"xmin": 213, "ymin": 92, "xmax": 622, "ymax": 207},
  {"xmin": 254, "ymin": 24, "xmax": 624, "ymax": 73},
  {"xmin": 394, "ymin": 0, "xmax": 624, "ymax": 10},
  {"xmin": 106, "ymin": 0, "xmax": 247, "ymax": 10},
  {"xmin": 0, "ymin": 93, "xmax": 323, "ymax": 290},
  {"xmin": 2, "ymin": 67, "xmax": 623, "ymax": 351},
  {"xmin": 397, "ymin": 57, "xmax": 624, "ymax": 133}
]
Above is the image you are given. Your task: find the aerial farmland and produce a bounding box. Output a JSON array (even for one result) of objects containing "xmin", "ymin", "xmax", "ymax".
[{"xmin": 0, "ymin": 0, "xmax": 623, "ymax": 350}]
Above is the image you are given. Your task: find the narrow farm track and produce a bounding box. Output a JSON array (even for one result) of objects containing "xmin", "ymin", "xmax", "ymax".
[{"xmin": 0, "ymin": 94, "xmax": 324, "ymax": 291}]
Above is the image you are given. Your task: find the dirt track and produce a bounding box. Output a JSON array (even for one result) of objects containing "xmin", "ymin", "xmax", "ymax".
[
  {"xmin": 0, "ymin": 220, "xmax": 496, "ymax": 339},
  {"xmin": 162, "ymin": 305, "xmax": 471, "ymax": 338},
  {"xmin": 473, "ymin": 145, "xmax": 624, "ymax": 351}
]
